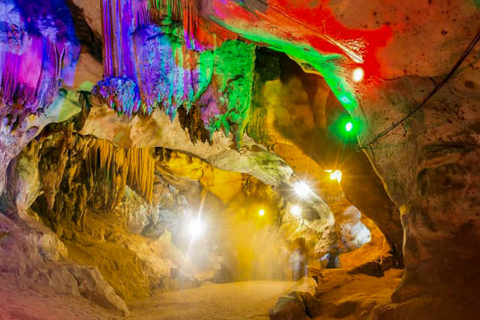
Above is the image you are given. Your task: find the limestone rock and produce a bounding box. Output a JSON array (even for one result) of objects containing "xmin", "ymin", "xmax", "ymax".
[
  {"xmin": 288, "ymin": 291, "xmax": 321, "ymax": 319},
  {"xmin": 69, "ymin": 266, "xmax": 130, "ymax": 317},
  {"xmin": 269, "ymin": 295, "xmax": 306, "ymax": 320},
  {"xmin": 348, "ymin": 261, "xmax": 385, "ymax": 278}
]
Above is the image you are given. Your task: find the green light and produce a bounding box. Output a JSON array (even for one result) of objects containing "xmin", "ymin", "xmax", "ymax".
[{"xmin": 330, "ymin": 115, "xmax": 360, "ymax": 142}]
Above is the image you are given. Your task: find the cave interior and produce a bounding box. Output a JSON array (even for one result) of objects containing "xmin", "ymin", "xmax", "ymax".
[{"xmin": 0, "ymin": 0, "xmax": 480, "ymax": 319}]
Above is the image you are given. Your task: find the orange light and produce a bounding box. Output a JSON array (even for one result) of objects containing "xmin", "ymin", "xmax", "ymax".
[
  {"xmin": 329, "ymin": 170, "xmax": 342, "ymax": 183},
  {"xmin": 352, "ymin": 67, "xmax": 365, "ymax": 83}
]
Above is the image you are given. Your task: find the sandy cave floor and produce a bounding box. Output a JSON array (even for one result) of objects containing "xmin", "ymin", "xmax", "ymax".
[
  {"xmin": 0, "ymin": 276, "xmax": 297, "ymax": 320},
  {"xmin": 0, "ymin": 270, "xmax": 405, "ymax": 320}
]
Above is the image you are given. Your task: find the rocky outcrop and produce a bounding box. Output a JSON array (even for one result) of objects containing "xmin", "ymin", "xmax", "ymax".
[
  {"xmin": 0, "ymin": 213, "xmax": 129, "ymax": 316},
  {"xmin": 269, "ymin": 291, "xmax": 321, "ymax": 320}
]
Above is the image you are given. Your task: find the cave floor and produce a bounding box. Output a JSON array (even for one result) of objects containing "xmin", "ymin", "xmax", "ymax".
[
  {"xmin": 0, "ymin": 270, "xmax": 408, "ymax": 320},
  {"xmin": 0, "ymin": 277, "xmax": 297, "ymax": 320},
  {"xmin": 0, "ymin": 273, "xmax": 117, "ymax": 320},
  {"xmin": 129, "ymin": 281, "xmax": 298, "ymax": 320}
]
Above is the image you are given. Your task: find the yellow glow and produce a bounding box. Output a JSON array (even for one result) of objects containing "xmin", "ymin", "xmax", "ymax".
[
  {"xmin": 329, "ymin": 170, "xmax": 342, "ymax": 183},
  {"xmin": 259, "ymin": 209, "xmax": 265, "ymax": 216},
  {"xmin": 291, "ymin": 205, "xmax": 302, "ymax": 217},
  {"xmin": 352, "ymin": 67, "xmax": 365, "ymax": 83},
  {"xmin": 294, "ymin": 181, "xmax": 312, "ymax": 199}
]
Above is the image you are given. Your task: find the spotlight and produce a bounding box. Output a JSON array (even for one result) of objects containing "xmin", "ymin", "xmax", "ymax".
[
  {"xmin": 329, "ymin": 170, "xmax": 342, "ymax": 183},
  {"xmin": 345, "ymin": 121, "xmax": 353, "ymax": 132},
  {"xmin": 259, "ymin": 209, "xmax": 265, "ymax": 216},
  {"xmin": 291, "ymin": 205, "xmax": 302, "ymax": 217},
  {"xmin": 294, "ymin": 181, "xmax": 312, "ymax": 199},
  {"xmin": 352, "ymin": 67, "xmax": 364, "ymax": 83},
  {"xmin": 189, "ymin": 219, "xmax": 205, "ymax": 237}
]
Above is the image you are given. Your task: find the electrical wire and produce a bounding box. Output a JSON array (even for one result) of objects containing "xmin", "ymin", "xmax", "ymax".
[{"xmin": 359, "ymin": 29, "xmax": 480, "ymax": 150}]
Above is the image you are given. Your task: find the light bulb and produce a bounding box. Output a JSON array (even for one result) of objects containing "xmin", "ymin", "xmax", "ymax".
[
  {"xmin": 291, "ymin": 205, "xmax": 302, "ymax": 217},
  {"xmin": 352, "ymin": 67, "xmax": 364, "ymax": 83},
  {"xmin": 294, "ymin": 181, "xmax": 312, "ymax": 199}
]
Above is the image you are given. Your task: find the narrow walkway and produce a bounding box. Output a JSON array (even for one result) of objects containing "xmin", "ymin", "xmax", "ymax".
[{"xmin": 129, "ymin": 281, "xmax": 297, "ymax": 320}]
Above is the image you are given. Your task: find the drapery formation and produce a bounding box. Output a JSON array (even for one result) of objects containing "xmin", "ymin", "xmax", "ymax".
[
  {"xmin": 149, "ymin": 0, "xmax": 199, "ymax": 49},
  {"xmin": 86, "ymin": 140, "xmax": 156, "ymax": 205},
  {"xmin": 95, "ymin": 1, "xmax": 255, "ymax": 144},
  {"xmin": 0, "ymin": 0, "xmax": 79, "ymax": 128}
]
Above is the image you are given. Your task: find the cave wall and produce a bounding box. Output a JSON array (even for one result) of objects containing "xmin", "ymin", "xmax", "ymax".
[{"xmin": 353, "ymin": 60, "xmax": 480, "ymax": 301}]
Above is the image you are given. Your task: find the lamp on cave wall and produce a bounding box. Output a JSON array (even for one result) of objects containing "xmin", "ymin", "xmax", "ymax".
[
  {"xmin": 345, "ymin": 121, "xmax": 354, "ymax": 132},
  {"xmin": 259, "ymin": 209, "xmax": 265, "ymax": 216},
  {"xmin": 189, "ymin": 218, "xmax": 205, "ymax": 238},
  {"xmin": 290, "ymin": 205, "xmax": 302, "ymax": 217},
  {"xmin": 352, "ymin": 67, "xmax": 365, "ymax": 83},
  {"xmin": 329, "ymin": 170, "xmax": 343, "ymax": 183},
  {"xmin": 293, "ymin": 181, "xmax": 313, "ymax": 199},
  {"xmin": 330, "ymin": 114, "xmax": 360, "ymax": 141}
]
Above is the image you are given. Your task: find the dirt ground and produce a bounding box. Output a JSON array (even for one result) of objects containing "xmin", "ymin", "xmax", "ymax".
[
  {"xmin": 0, "ymin": 276, "xmax": 297, "ymax": 320},
  {"xmin": 5, "ymin": 268, "xmax": 473, "ymax": 320},
  {"xmin": 129, "ymin": 281, "xmax": 298, "ymax": 320}
]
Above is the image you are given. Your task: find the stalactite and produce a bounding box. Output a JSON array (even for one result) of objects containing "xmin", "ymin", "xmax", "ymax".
[
  {"xmin": 181, "ymin": 0, "xmax": 199, "ymax": 50},
  {"xmin": 0, "ymin": 0, "xmax": 79, "ymax": 127},
  {"xmin": 148, "ymin": 0, "xmax": 199, "ymax": 49},
  {"xmin": 95, "ymin": 0, "xmax": 203, "ymax": 117},
  {"xmin": 149, "ymin": 0, "xmax": 183, "ymax": 23},
  {"xmin": 86, "ymin": 140, "xmax": 155, "ymax": 206},
  {"xmin": 96, "ymin": 1, "xmax": 254, "ymax": 144}
]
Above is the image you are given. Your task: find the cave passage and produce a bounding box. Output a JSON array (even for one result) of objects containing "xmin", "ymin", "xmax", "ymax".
[{"xmin": 1, "ymin": 0, "xmax": 480, "ymax": 319}]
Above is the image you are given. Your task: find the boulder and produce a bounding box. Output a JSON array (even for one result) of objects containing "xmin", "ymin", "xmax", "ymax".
[
  {"xmin": 288, "ymin": 291, "xmax": 321, "ymax": 319},
  {"xmin": 69, "ymin": 266, "xmax": 130, "ymax": 317},
  {"xmin": 269, "ymin": 295, "xmax": 306, "ymax": 320}
]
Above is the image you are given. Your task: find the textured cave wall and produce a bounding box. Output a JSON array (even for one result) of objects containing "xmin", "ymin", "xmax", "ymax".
[
  {"xmin": 0, "ymin": 0, "xmax": 82, "ymax": 196},
  {"xmin": 352, "ymin": 56, "xmax": 480, "ymax": 301}
]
